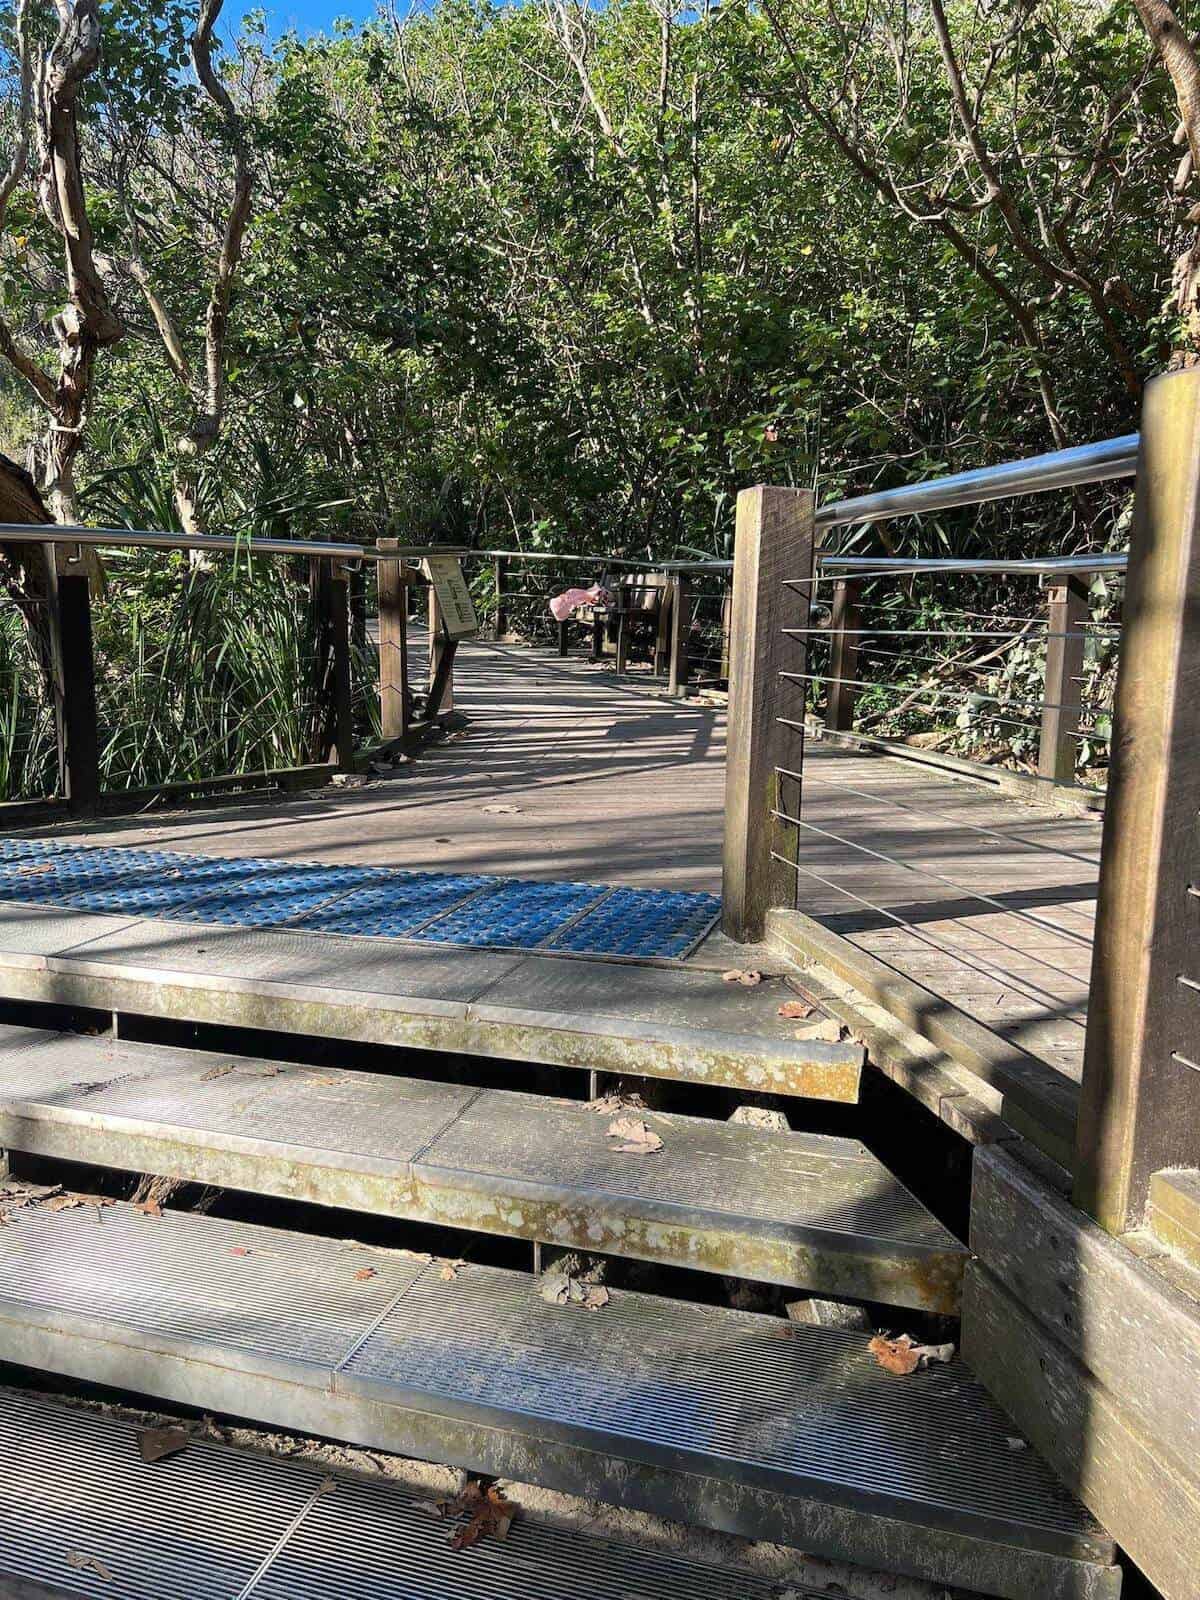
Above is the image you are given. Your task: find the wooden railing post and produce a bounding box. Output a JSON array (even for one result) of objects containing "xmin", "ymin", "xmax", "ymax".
[
  {"xmin": 328, "ymin": 560, "xmax": 355, "ymax": 771},
  {"xmin": 377, "ymin": 537, "xmax": 409, "ymax": 744},
  {"xmin": 427, "ymin": 576, "xmax": 454, "ymax": 717},
  {"xmin": 668, "ymin": 573, "xmax": 690, "ymax": 697},
  {"xmin": 1038, "ymin": 574, "xmax": 1087, "ymax": 787},
  {"xmin": 51, "ymin": 547, "xmax": 99, "ymax": 815},
  {"xmin": 825, "ymin": 577, "xmax": 861, "ymax": 733},
  {"xmin": 722, "ymin": 486, "xmax": 814, "ymax": 943},
  {"xmin": 493, "ymin": 555, "xmax": 507, "ymax": 640},
  {"xmin": 1074, "ymin": 367, "xmax": 1200, "ymax": 1234}
]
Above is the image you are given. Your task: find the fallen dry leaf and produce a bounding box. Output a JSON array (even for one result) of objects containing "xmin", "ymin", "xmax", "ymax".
[
  {"xmin": 777, "ymin": 1000, "xmax": 815, "ymax": 1020},
  {"xmin": 794, "ymin": 1018, "xmax": 848, "ymax": 1043},
  {"xmin": 15, "ymin": 861, "xmax": 54, "ymax": 875},
  {"xmin": 722, "ymin": 968, "xmax": 763, "ymax": 986},
  {"xmin": 137, "ymin": 1426, "xmax": 188, "ymax": 1464},
  {"xmin": 257, "ymin": 1064, "xmax": 282, "ymax": 1078},
  {"xmin": 354, "ymin": 1267, "xmax": 378, "ymax": 1282},
  {"xmin": 200, "ymin": 1063, "xmax": 234, "ymax": 1082},
  {"xmin": 43, "ymin": 1192, "xmax": 115, "ymax": 1218},
  {"xmin": 869, "ymin": 1333, "xmax": 955, "ymax": 1376},
  {"xmin": 305, "ymin": 1074, "xmax": 339, "ymax": 1087},
  {"xmin": 439, "ymin": 1481, "xmax": 517, "ymax": 1551},
  {"xmin": 606, "ymin": 1115, "xmax": 664, "ymax": 1155},
  {"xmin": 586, "ymin": 1091, "xmax": 645, "ymax": 1115},
  {"xmin": 481, "ymin": 803, "xmax": 521, "ymax": 815},
  {"xmin": 229, "ymin": 1246, "xmax": 252, "ymax": 1257},
  {"xmin": 438, "ymin": 1260, "xmax": 464, "ymax": 1281},
  {"xmin": 66, "ymin": 1552, "xmax": 113, "ymax": 1581},
  {"xmin": 133, "ymin": 1199, "xmax": 163, "ymax": 1219},
  {"xmin": 539, "ymin": 1274, "xmax": 610, "ymax": 1310}
]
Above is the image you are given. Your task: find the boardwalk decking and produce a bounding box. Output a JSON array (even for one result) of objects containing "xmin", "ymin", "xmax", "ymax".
[{"xmin": 18, "ymin": 635, "xmax": 1101, "ymax": 1115}]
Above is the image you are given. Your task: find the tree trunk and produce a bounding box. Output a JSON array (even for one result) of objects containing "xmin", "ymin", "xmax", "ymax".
[{"xmin": 0, "ymin": 452, "xmax": 59, "ymax": 698}]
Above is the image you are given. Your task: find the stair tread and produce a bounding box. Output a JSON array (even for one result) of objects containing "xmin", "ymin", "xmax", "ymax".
[
  {"xmin": 0, "ymin": 1199, "xmax": 1109, "ymax": 1574},
  {"xmin": 0, "ymin": 1023, "xmax": 963, "ymax": 1309},
  {"xmin": 0, "ymin": 898, "xmax": 862, "ymax": 1101},
  {"xmin": 0, "ymin": 1390, "xmax": 793, "ymax": 1599}
]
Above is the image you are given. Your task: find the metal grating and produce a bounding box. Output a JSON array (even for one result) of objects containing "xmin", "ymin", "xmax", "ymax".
[
  {"xmin": 342, "ymin": 1259, "xmax": 1106, "ymax": 1552},
  {"xmin": 0, "ymin": 1201, "xmax": 1112, "ymax": 1579},
  {"xmin": 0, "ymin": 1391, "xmax": 796, "ymax": 1600},
  {"xmin": 0, "ymin": 840, "xmax": 718, "ymax": 959}
]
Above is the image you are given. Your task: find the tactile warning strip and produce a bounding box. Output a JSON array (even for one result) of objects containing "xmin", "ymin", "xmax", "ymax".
[
  {"xmin": 0, "ymin": 1390, "xmax": 794, "ymax": 1599},
  {"xmin": 0, "ymin": 839, "xmax": 720, "ymax": 960}
]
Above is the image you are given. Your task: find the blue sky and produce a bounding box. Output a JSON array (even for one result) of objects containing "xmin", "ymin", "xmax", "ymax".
[{"xmin": 248, "ymin": 0, "xmax": 381, "ymax": 37}]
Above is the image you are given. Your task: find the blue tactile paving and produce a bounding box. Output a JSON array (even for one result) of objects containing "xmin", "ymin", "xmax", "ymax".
[
  {"xmin": 544, "ymin": 886, "xmax": 722, "ymax": 959},
  {"xmin": 289, "ymin": 872, "xmax": 490, "ymax": 938},
  {"xmin": 412, "ymin": 877, "xmax": 609, "ymax": 950},
  {"xmin": 0, "ymin": 840, "xmax": 721, "ymax": 960}
]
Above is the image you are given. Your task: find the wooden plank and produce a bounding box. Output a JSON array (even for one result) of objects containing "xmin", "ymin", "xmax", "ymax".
[
  {"xmin": 963, "ymin": 1262, "xmax": 1199, "ymax": 1600},
  {"xmin": 1038, "ymin": 576, "xmax": 1087, "ymax": 786},
  {"xmin": 722, "ymin": 485, "xmax": 812, "ymax": 943},
  {"xmin": 767, "ymin": 906, "xmax": 1079, "ymax": 1161},
  {"xmin": 1074, "ymin": 367, "xmax": 1200, "ymax": 1232},
  {"xmin": 970, "ymin": 1142, "xmax": 1200, "ymax": 1478}
]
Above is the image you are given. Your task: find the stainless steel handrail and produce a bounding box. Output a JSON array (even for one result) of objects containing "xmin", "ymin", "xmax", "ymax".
[
  {"xmin": 814, "ymin": 432, "xmax": 1138, "ymax": 529},
  {"xmin": 0, "ymin": 525, "xmax": 467, "ymax": 562},
  {"xmin": 819, "ymin": 552, "xmax": 1127, "ymax": 576}
]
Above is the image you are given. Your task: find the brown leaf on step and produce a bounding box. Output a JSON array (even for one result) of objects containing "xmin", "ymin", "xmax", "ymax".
[
  {"xmin": 869, "ymin": 1333, "xmax": 956, "ymax": 1376},
  {"xmin": 354, "ymin": 1267, "xmax": 378, "ymax": 1282},
  {"xmin": 606, "ymin": 1115, "xmax": 664, "ymax": 1155},
  {"xmin": 305, "ymin": 1074, "xmax": 339, "ymax": 1086},
  {"xmin": 439, "ymin": 1260, "xmax": 464, "ymax": 1281},
  {"xmin": 66, "ymin": 1552, "xmax": 113, "ymax": 1581},
  {"xmin": 722, "ymin": 968, "xmax": 762, "ymax": 986},
  {"xmin": 586, "ymin": 1091, "xmax": 645, "ymax": 1115},
  {"xmin": 539, "ymin": 1273, "xmax": 610, "ymax": 1310},
  {"xmin": 229, "ymin": 1246, "xmax": 252, "ymax": 1257},
  {"xmin": 777, "ymin": 1000, "xmax": 815, "ymax": 1019},
  {"xmin": 15, "ymin": 860, "xmax": 54, "ymax": 875},
  {"xmin": 137, "ymin": 1426, "xmax": 188, "ymax": 1464},
  {"xmin": 0, "ymin": 1179, "xmax": 62, "ymax": 1213},
  {"xmin": 481, "ymin": 803, "xmax": 521, "ymax": 814},
  {"xmin": 133, "ymin": 1199, "xmax": 163, "ymax": 1219},
  {"xmin": 444, "ymin": 1480, "xmax": 517, "ymax": 1550},
  {"xmin": 200, "ymin": 1063, "xmax": 234, "ymax": 1082},
  {"xmin": 317, "ymin": 1475, "xmax": 338, "ymax": 1497},
  {"xmin": 794, "ymin": 1018, "xmax": 848, "ymax": 1043},
  {"xmin": 257, "ymin": 1064, "xmax": 282, "ymax": 1078},
  {"xmin": 43, "ymin": 1192, "xmax": 115, "ymax": 1217}
]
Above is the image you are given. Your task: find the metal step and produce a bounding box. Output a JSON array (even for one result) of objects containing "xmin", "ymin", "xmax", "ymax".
[
  {"xmin": 0, "ymin": 1389, "xmax": 793, "ymax": 1599},
  {"xmin": 0, "ymin": 901, "xmax": 862, "ymax": 1101},
  {"xmin": 0, "ymin": 1201, "xmax": 1119, "ymax": 1600},
  {"xmin": 0, "ymin": 1022, "xmax": 964, "ymax": 1311}
]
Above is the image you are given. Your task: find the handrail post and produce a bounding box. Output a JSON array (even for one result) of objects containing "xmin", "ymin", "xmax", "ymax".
[
  {"xmin": 825, "ymin": 577, "xmax": 861, "ymax": 733},
  {"xmin": 668, "ymin": 573, "xmax": 690, "ymax": 697},
  {"xmin": 428, "ymin": 576, "xmax": 454, "ymax": 717},
  {"xmin": 493, "ymin": 555, "xmax": 507, "ymax": 641},
  {"xmin": 1038, "ymin": 574, "xmax": 1087, "ymax": 786},
  {"xmin": 1073, "ymin": 367, "xmax": 1200, "ymax": 1234},
  {"xmin": 722, "ymin": 486, "xmax": 814, "ymax": 943},
  {"xmin": 51, "ymin": 546, "xmax": 99, "ymax": 815},
  {"xmin": 377, "ymin": 537, "xmax": 409, "ymax": 744},
  {"xmin": 328, "ymin": 559, "xmax": 355, "ymax": 771}
]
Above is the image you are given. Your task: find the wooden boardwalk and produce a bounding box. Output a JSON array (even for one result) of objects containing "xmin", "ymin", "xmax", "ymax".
[{"xmin": 37, "ymin": 634, "xmax": 1101, "ymax": 1102}]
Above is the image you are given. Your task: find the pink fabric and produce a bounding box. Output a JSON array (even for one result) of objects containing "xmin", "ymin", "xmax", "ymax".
[{"xmin": 549, "ymin": 583, "xmax": 610, "ymax": 622}]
